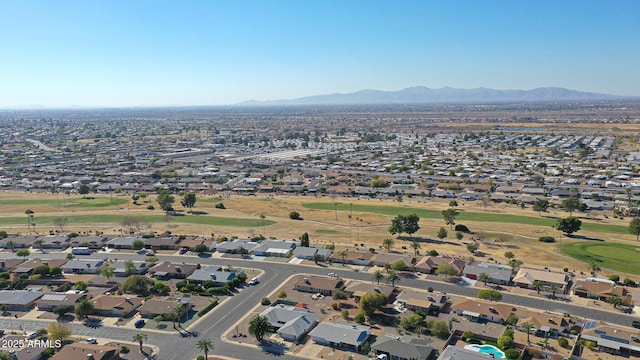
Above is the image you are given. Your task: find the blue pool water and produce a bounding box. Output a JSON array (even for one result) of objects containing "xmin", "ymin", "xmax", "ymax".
[{"xmin": 464, "ymin": 344, "xmax": 506, "ymax": 358}]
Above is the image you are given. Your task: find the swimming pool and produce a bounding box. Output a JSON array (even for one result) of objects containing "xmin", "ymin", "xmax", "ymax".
[{"xmin": 463, "ymin": 344, "xmax": 506, "ymax": 358}]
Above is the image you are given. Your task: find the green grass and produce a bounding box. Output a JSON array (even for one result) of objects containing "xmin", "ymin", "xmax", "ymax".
[
  {"xmin": 0, "ymin": 214, "xmax": 275, "ymax": 228},
  {"xmin": 561, "ymin": 241, "xmax": 640, "ymax": 274},
  {"xmin": 316, "ymin": 229, "xmax": 340, "ymax": 234},
  {"xmin": 1, "ymin": 197, "xmax": 128, "ymax": 208},
  {"xmin": 302, "ymin": 202, "xmax": 628, "ymax": 234}
]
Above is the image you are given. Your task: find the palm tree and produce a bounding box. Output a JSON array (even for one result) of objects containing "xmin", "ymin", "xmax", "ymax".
[
  {"xmin": 550, "ymin": 285, "xmax": 560, "ymax": 298},
  {"xmin": 410, "ymin": 241, "xmax": 421, "ymax": 256},
  {"xmin": 479, "ymin": 272, "xmax": 490, "ymax": 285},
  {"xmin": 533, "ymin": 280, "xmax": 543, "ymax": 294},
  {"xmin": 590, "ymin": 263, "xmax": 601, "ymax": 275},
  {"xmin": 384, "ymin": 263, "xmax": 391, "ymax": 273},
  {"xmin": 386, "ymin": 270, "xmax": 400, "ymax": 287},
  {"xmin": 372, "ymin": 269, "xmax": 384, "ymax": 285},
  {"xmin": 75, "ymin": 298, "xmax": 94, "ymax": 319},
  {"xmin": 382, "ymin": 238, "xmax": 394, "ymax": 253},
  {"xmin": 25, "ymin": 210, "xmax": 34, "ymax": 231},
  {"xmin": 248, "ymin": 314, "xmax": 273, "ymax": 342},
  {"xmin": 522, "ymin": 322, "xmax": 534, "ymax": 343},
  {"xmin": 338, "ymin": 250, "xmax": 348, "ymax": 266},
  {"xmin": 197, "ymin": 338, "xmax": 214, "ymax": 359},
  {"xmin": 34, "ymin": 239, "xmax": 44, "ymax": 252},
  {"xmin": 132, "ymin": 333, "xmax": 148, "ymax": 352}
]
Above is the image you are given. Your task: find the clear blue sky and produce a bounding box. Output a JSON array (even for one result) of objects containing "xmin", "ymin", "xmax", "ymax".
[{"xmin": 1, "ymin": 0, "xmax": 638, "ymax": 107}]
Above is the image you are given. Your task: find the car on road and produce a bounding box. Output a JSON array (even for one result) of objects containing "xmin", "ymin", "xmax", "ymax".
[
  {"xmin": 135, "ymin": 319, "xmax": 145, "ymax": 328},
  {"xmin": 328, "ymin": 272, "xmax": 338, "ymax": 278},
  {"xmin": 248, "ymin": 277, "xmax": 259, "ymax": 285},
  {"xmin": 145, "ymin": 251, "xmax": 155, "ymax": 256},
  {"xmin": 86, "ymin": 338, "xmax": 97, "ymax": 344},
  {"xmin": 26, "ymin": 332, "xmax": 36, "ymax": 340},
  {"xmin": 633, "ymin": 320, "xmax": 640, "ymax": 329}
]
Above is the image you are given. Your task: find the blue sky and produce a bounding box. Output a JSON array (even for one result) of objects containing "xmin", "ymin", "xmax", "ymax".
[{"xmin": 1, "ymin": 0, "xmax": 638, "ymax": 107}]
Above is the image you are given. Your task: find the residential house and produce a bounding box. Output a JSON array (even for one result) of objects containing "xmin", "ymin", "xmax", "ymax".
[
  {"xmin": 39, "ymin": 235, "xmax": 71, "ymax": 249},
  {"xmin": 252, "ymin": 240, "xmax": 297, "ymax": 257},
  {"xmin": 68, "ymin": 235, "xmax": 109, "ymax": 249},
  {"xmin": 515, "ymin": 309, "xmax": 579, "ymax": 338},
  {"xmin": 415, "ymin": 256, "xmax": 466, "ymax": 274},
  {"xmin": 11, "ymin": 258, "xmax": 67, "ymax": 276},
  {"xmin": 0, "ymin": 235, "xmax": 38, "ymax": 249},
  {"xmin": 308, "ymin": 322, "xmax": 371, "ymax": 350},
  {"xmin": 372, "ymin": 333, "xmax": 437, "ymax": 360},
  {"xmin": 213, "ymin": 239, "xmax": 258, "ymax": 254},
  {"xmin": 91, "ymin": 294, "xmax": 143, "ymax": 317},
  {"xmin": 138, "ymin": 297, "xmax": 193, "ymax": 319},
  {"xmin": 293, "ymin": 247, "xmax": 332, "ymax": 261},
  {"xmin": 344, "ymin": 282, "xmax": 395, "ymax": 302},
  {"xmin": 396, "ymin": 289, "xmax": 449, "ymax": 315},
  {"xmin": 144, "ymin": 237, "xmax": 180, "ymax": 250},
  {"xmin": 105, "ymin": 237, "xmax": 141, "ymax": 249},
  {"xmin": 438, "ymin": 345, "xmax": 488, "ymax": 360},
  {"xmin": 62, "ymin": 259, "xmax": 104, "ymax": 274},
  {"xmin": 148, "ymin": 261, "xmax": 197, "ymax": 279},
  {"xmin": 36, "ymin": 293, "xmax": 86, "ymax": 312},
  {"xmin": 110, "ymin": 260, "xmax": 147, "ymax": 277},
  {"xmin": 450, "ymin": 297, "xmax": 516, "ymax": 324},
  {"xmin": 581, "ymin": 321, "xmax": 640, "ymax": 356},
  {"xmin": 329, "ymin": 250, "xmax": 375, "ymax": 266},
  {"xmin": 260, "ymin": 304, "xmax": 318, "ymax": 342},
  {"xmin": 512, "ymin": 267, "xmax": 570, "ymax": 293},
  {"xmin": 0, "ymin": 258, "xmax": 24, "ymax": 272},
  {"xmin": 187, "ymin": 266, "xmax": 236, "ymax": 286},
  {"xmin": 293, "ymin": 276, "xmax": 345, "ymax": 296},
  {"xmin": 571, "ymin": 279, "xmax": 633, "ymax": 306},
  {"xmin": 51, "ymin": 343, "xmax": 120, "ymax": 360},
  {"xmin": 0, "ymin": 289, "xmax": 44, "ymax": 310},
  {"xmin": 371, "ymin": 254, "xmax": 416, "ymax": 268},
  {"xmin": 463, "ymin": 262, "xmax": 513, "ymax": 285}
]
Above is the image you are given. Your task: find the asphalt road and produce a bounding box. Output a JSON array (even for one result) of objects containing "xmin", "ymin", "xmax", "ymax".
[{"xmin": 1, "ymin": 251, "xmax": 637, "ymax": 360}]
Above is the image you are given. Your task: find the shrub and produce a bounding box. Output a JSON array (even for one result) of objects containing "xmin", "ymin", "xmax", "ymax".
[
  {"xmin": 623, "ymin": 278, "xmax": 637, "ymax": 286},
  {"xmin": 333, "ymin": 291, "xmax": 348, "ymax": 300},
  {"xmin": 42, "ymin": 347, "xmax": 56, "ymax": 358},
  {"xmin": 608, "ymin": 274, "xmax": 620, "ymax": 283},
  {"xmin": 504, "ymin": 348, "xmax": 520, "ymax": 360},
  {"xmin": 463, "ymin": 330, "xmax": 474, "ymax": 339},
  {"xmin": 455, "ymin": 224, "xmax": 470, "ymax": 233},
  {"xmin": 497, "ymin": 335, "xmax": 514, "ymax": 349},
  {"xmin": 261, "ymin": 297, "xmax": 271, "ymax": 305},
  {"xmin": 121, "ymin": 346, "xmax": 130, "ymax": 354},
  {"xmin": 354, "ymin": 313, "xmax": 365, "ymax": 324},
  {"xmin": 215, "ymin": 203, "xmax": 225, "ymax": 209},
  {"xmin": 428, "ymin": 250, "xmax": 439, "ymax": 256},
  {"xmin": 478, "ymin": 289, "xmax": 502, "ymax": 301},
  {"xmin": 197, "ymin": 300, "xmax": 218, "ymax": 316},
  {"xmin": 332, "ymin": 302, "xmax": 340, "ymax": 310},
  {"xmin": 194, "ymin": 244, "xmax": 208, "ymax": 253},
  {"xmin": 146, "ymin": 205, "xmax": 155, "ymax": 210},
  {"xmin": 503, "ymin": 329, "xmax": 515, "ymax": 338},
  {"xmin": 538, "ymin": 236, "xmax": 556, "ymax": 243},
  {"xmin": 557, "ymin": 337, "xmax": 569, "ymax": 348},
  {"xmin": 197, "ymin": 356, "xmax": 205, "ymax": 360},
  {"xmin": 289, "ymin": 211, "xmax": 301, "ymax": 220},
  {"xmin": 390, "ymin": 259, "xmax": 408, "ymax": 271}
]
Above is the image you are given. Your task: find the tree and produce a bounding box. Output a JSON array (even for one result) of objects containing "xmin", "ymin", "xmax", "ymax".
[
  {"xmin": 629, "ymin": 217, "xmax": 640, "ymax": 241},
  {"xmin": 299, "ymin": 232, "xmax": 310, "ymax": 247},
  {"xmin": 75, "ymin": 281, "xmax": 88, "ymax": 291},
  {"xmin": 390, "ymin": 259, "xmax": 407, "ymax": 271},
  {"xmin": 386, "ymin": 270, "xmax": 400, "ymax": 287},
  {"xmin": 478, "ymin": 272, "xmax": 490, "ymax": 285},
  {"xmin": 132, "ymin": 239, "xmax": 145, "ymax": 250},
  {"xmin": 75, "ymin": 298, "xmax": 95, "ymax": 319},
  {"xmin": 48, "ymin": 322, "xmax": 71, "ymax": 342},
  {"xmin": 338, "ymin": 250, "xmax": 348, "ymax": 265},
  {"xmin": 25, "ymin": 210, "xmax": 34, "ymax": 231},
  {"xmin": 533, "ymin": 199, "xmax": 550, "ymax": 216},
  {"xmin": 359, "ymin": 292, "xmax": 387, "ymax": 317},
  {"xmin": 16, "ymin": 249, "xmax": 30, "ymax": 259},
  {"xmin": 504, "ymin": 251, "xmax": 515, "ymax": 260},
  {"xmin": 554, "ymin": 216, "xmax": 582, "ymax": 236},
  {"xmin": 401, "ymin": 313, "xmax": 425, "ymax": 332},
  {"xmin": 442, "ymin": 209, "xmax": 458, "ymax": 229},
  {"xmin": 33, "ymin": 264, "xmax": 50, "ymax": 276},
  {"xmin": 197, "ymin": 338, "xmax": 214, "ymax": 360},
  {"xmin": 372, "ymin": 269, "xmax": 384, "ymax": 285},
  {"xmin": 607, "ymin": 296, "xmax": 623, "ymax": 308},
  {"xmin": 78, "ymin": 184, "xmax": 90, "ymax": 198},
  {"xmin": 456, "ymin": 231, "xmax": 464, "ymax": 240},
  {"xmin": 562, "ymin": 197, "xmax": 580, "ymax": 216},
  {"xmin": 478, "ymin": 289, "xmax": 502, "ymax": 301},
  {"xmin": 436, "ymin": 263, "xmax": 459, "ymax": 279},
  {"xmin": 449, "ymin": 200, "xmax": 458, "ymax": 208},
  {"xmin": 550, "ymin": 285, "xmax": 560, "ymax": 298},
  {"xmin": 248, "ymin": 314, "xmax": 273, "ymax": 342},
  {"xmin": 410, "ymin": 241, "xmax": 421, "ymax": 256},
  {"xmin": 194, "ymin": 244, "xmax": 209, "ymax": 253},
  {"xmin": 533, "ymin": 280, "xmax": 543, "ymax": 294},
  {"xmin": 437, "ymin": 227, "xmax": 448, "ymax": 240},
  {"xmin": 388, "ymin": 215, "xmax": 404, "ymax": 237},
  {"xmin": 590, "ymin": 262, "xmax": 601, "ymax": 275},
  {"xmin": 403, "ymin": 214, "xmax": 420, "ymax": 238},
  {"xmin": 132, "ymin": 333, "xmax": 148, "ymax": 352},
  {"xmin": 153, "ymin": 315, "xmax": 163, "ymax": 327},
  {"xmin": 121, "ymin": 275, "xmax": 152, "ymax": 296},
  {"xmin": 181, "ymin": 193, "xmax": 197, "ymax": 213},
  {"xmin": 156, "ymin": 189, "xmax": 175, "ymax": 213},
  {"xmin": 289, "ymin": 211, "xmax": 301, "ymax": 220},
  {"xmin": 466, "ymin": 241, "xmax": 480, "ymax": 254},
  {"xmin": 427, "ymin": 320, "xmax": 451, "ymax": 339},
  {"xmin": 382, "ymin": 238, "xmax": 395, "ymax": 253},
  {"xmin": 124, "ymin": 260, "xmax": 137, "ymax": 276},
  {"xmin": 100, "ymin": 265, "xmax": 115, "ymax": 282},
  {"xmin": 522, "ymin": 322, "xmax": 534, "ymax": 343},
  {"xmin": 498, "ymin": 335, "xmax": 514, "ymax": 349},
  {"xmin": 277, "ymin": 290, "xmax": 287, "ymax": 299},
  {"xmin": 52, "ymin": 304, "xmax": 75, "ymax": 317}
]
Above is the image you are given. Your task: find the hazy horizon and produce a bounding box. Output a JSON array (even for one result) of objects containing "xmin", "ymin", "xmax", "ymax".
[{"xmin": 1, "ymin": 0, "xmax": 638, "ymax": 108}]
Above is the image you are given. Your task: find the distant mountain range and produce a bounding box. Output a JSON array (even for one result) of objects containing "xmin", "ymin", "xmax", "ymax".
[{"xmin": 238, "ymin": 86, "xmax": 630, "ymax": 105}]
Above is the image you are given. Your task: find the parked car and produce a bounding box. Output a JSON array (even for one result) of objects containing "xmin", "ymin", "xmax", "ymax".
[
  {"xmin": 633, "ymin": 320, "xmax": 640, "ymax": 329},
  {"xmin": 135, "ymin": 319, "xmax": 145, "ymax": 328},
  {"xmin": 86, "ymin": 338, "xmax": 97, "ymax": 344},
  {"xmin": 179, "ymin": 247, "xmax": 189, "ymax": 254}
]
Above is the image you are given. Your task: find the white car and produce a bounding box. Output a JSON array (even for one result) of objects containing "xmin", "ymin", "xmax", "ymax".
[
  {"xmin": 248, "ymin": 277, "xmax": 259, "ymax": 285},
  {"xmin": 86, "ymin": 338, "xmax": 97, "ymax": 344},
  {"xmin": 328, "ymin": 272, "xmax": 338, "ymax": 278}
]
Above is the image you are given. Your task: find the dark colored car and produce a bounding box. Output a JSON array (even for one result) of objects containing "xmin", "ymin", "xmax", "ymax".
[
  {"xmin": 135, "ymin": 319, "xmax": 145, "ymax": 328},
  {"xmin": 633, "ymin": 320, "xmax": 640, "ymax": 329}
]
